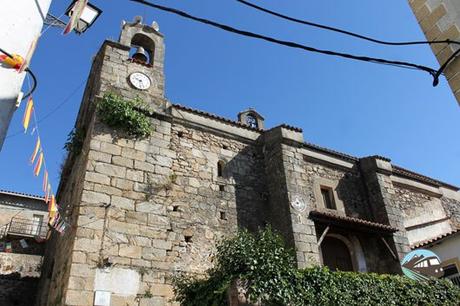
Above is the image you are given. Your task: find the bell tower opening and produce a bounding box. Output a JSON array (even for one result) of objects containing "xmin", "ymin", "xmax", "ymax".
[{"xmin": 129, "ymin": 33, "xmax": 155, "ymax": 65}]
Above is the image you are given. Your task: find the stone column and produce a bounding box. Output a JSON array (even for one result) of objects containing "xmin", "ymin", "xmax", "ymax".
[
  {"xmin": 360, "ymin": 156, "xmax": 410, "ymax": 266},
  {"xmin": 263, "ymin": 127, "xmax": 320, "ymax": 268}
]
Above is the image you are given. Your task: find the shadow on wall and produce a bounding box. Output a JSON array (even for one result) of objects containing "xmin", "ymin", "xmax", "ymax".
[
  {"xmin": 221, "ymin": 140, "xmax": 268, "ymax": 233},
  {"xmin": 0, "ymin": 272, "xmax": 40, "ymax": 306}
]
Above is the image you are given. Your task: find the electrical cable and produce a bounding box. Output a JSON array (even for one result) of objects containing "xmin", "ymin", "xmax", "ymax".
[
  {"xmin": 5, "ymin": 79, "xmax": 85, "ymax": 139},
  {"xmin": 236, "ymin": 0, "xmax": 460, "ymax": 47},
  {"xmin": 0, "ymin": 47, "xmax": 38, "ymax": 99},
  {"xmin": 130, "ymin": 0, "xmax": 442, "ymax": 84}
]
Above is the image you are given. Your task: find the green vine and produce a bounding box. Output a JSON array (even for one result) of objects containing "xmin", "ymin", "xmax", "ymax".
[
  {"xmin": 64, "ymin": 127, "xmax": 86, "ymax": 155},
  {"xmin": 97, "ymin": 93, "xmax": 153, "ymax": 138},
  {"xmin": 173, "ymin": 227, "xmax": 460, "ymax": 306}
]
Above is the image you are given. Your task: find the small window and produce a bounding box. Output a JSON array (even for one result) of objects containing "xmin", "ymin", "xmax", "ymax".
[
  {"xmin": 219, "ymin": 185, "xmax": 225, "ymax": 192},
  {"xmin": 321, "ymin": 187, "xmax": 336, "ymax": 210},
  {"xmin": 220, "ymin": 211, "xmax": 227, "ymax": 220},
  {"xmin": 217, "ymin": 161, "xmax": 225, "ymax": 177},
  {"xmin": 185, "ymin": 235, "xmax": 193, "ymax": 243}
]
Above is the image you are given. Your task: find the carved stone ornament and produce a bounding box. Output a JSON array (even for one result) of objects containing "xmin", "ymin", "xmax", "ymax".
[{"xmin": 291, "ymin": 196, "xmax": 306, "ymax": 212}]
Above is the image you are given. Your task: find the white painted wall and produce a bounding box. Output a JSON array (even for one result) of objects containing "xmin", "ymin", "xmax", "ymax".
[
  {"xmin": 0, "ymin": 0, "xmax": 53, "ymax": 150},
  {"xmin": 428, "ymin": 234, "xmax": 460, "ymax": 262}
]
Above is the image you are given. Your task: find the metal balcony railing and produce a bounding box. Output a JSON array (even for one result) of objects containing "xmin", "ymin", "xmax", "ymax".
[{"xmin": 1, "ymin": 217, "xmax": 48, "ymax": 239}]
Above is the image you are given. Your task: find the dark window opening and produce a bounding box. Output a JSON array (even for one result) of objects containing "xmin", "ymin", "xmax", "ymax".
[
  {"xmin": 177, "ymin": 131, "xmax": 184, "ymax": 138},
  {"xmin": 219, "ymin": 185, "xmax": 225, "ymax": 192},
  {"xmin": 220, "ymin": 211, "xmax": 227, "ymax": 220},
  {"xmin": 222, "ymin": 144, "xmax": 229, "ymax": 150},
  {"xmin": 321, "ymin": 237, "xmax": 354, "ymax": 272},
  {"xmin": 217, "ymin": 161, "xmax": 225, "ymax": 177},
  {"xmin": 185, "ymin": 235, "xmax": 193, "ymax": 243},
  {"xmin": 173, "ymin": 205, "xmax": 179, "ymax": 212},
  {"xmin": 443, "ymin": 264, "xmax": 459, "ymax": 277},
  {"xmin": 245, "ymin": 114, "xmax": 258, "ymax": 128},
  {"xmin": 321, "ymin": 187, "xmax": 336, "ymax": 210}
]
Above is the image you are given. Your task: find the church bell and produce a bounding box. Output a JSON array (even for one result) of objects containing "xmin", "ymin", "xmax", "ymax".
[{"xmin": 132, "ymin": 46, "xmax": 148, "ymax": 63}]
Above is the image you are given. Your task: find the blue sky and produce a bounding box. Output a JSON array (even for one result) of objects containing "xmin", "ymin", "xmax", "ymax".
[{"xmin": 1, "ymin": 0, "xmax": 459, "ymax": 197}]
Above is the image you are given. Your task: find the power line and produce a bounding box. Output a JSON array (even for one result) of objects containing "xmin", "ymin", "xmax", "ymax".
[
  {"xmin": 236, "ymin": 0, "xmax": 460, "ymax": 47},
  {"xmin": 5, "ymin": 80, "xmax": 85, "ymax": 139},
  {"xmin": 130, "ymin": 0, "xmax": 442, "ymax": 84}
]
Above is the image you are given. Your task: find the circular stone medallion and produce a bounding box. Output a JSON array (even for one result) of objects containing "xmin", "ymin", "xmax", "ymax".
[{"xmin": 291, "ymin": 196, "xmax": 306, "ymax": 212}]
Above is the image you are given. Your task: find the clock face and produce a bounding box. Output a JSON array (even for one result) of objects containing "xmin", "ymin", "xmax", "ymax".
[{"xmin": 129, "ymin": 72, "xmax": 151, "ymax": 90}]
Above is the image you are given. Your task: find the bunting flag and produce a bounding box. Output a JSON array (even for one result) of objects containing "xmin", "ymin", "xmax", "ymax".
[
  {"xmin": 49, "ymin": 195, "xmax": 58, "ymax": 219},
  {"xmin": 0, "ymin": 53, "xmax": 24, "ymax": 70},
  {"xmin": 30, "ymin": 137, "xmax": 41, "ymax": 164},
  {"xmin": 64, "ymin": 0, "xmax": 88, "ymax": 35},
  {"xmin": 33, "ymin": 152, "xmax": 43, "ymax": 176},
  {"xmin": 42, "ymin": 171, "xmax": 48, "ymax": 192},
  {"xmin": 22, "ymin": 97, "xmax": 34, "ymax": 133},
  {"xmin": 45, "ymin": 183, "xmax": 51, "ymax": 203},
  {"xmin": 49, "ymin": 211, "xmax": 59, "ymax": 227},
  {"xmin": 18, "ymin": 35, "xmax": 40, "ymax": 73}
]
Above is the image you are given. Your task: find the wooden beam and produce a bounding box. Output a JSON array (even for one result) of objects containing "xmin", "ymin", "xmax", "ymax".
[
  {"xmin": 317, "ymin": 225, "xmax": 330, "ymax": 246},
  {"xmin": 381, "ymin": 237, "xmax": 398, "ymax": 261}
]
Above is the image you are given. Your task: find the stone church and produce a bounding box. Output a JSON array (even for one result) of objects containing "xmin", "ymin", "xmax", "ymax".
[{"xmin": 36, "ymin": 19, "xmax": 460, "ymax": 305}]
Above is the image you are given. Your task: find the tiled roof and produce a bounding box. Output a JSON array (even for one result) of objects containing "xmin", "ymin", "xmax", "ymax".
[
  {"xmin": 411, "ymin": 229, "xmax": 459, "ymax": 249},
  {"xmin": 392, "ymin": 165, "xmax": 459, "ymax": 190},
  {"xmin": 0, "ymin": 189, "xmax": 44, "ymax": 201},
  {"xmin": 309, "ymin": 210, "xmax": 398, "ymax": 233},
  {"xmin": 172, "ymin": 104, "xmax": 264, "ymax": 132},
  {"xmin": 303, "ymin": 141, "xmax": 358, "ymax": 162}
]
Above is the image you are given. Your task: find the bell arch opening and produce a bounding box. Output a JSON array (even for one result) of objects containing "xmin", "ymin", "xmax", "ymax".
[{"xmin": 130, "ymin": 33, "xmax": 155, "ymax": 65}]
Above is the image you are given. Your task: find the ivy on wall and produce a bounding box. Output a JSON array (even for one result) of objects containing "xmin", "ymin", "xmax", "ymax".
[
  {"xmin": 173, "ymin": 228, "xmax": 460, "ymax": 306},
  {"xmin": 96, "ymin": 93, "xmax": 153, "ymax": 138}
]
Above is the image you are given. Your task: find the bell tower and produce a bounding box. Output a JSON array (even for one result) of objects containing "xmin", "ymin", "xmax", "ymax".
[{"xmin": 93, "ymin": 17, "xmax": 167, "ymax": 112}]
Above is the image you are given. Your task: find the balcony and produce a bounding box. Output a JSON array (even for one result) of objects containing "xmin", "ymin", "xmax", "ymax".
[{"xmin": 0, "ymin": 217, "xmax": 48, "ymax": 240}]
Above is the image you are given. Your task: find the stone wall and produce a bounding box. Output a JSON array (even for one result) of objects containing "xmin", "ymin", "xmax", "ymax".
[
  {"xmin": 408, "ymin": 0, "xmax": 460, "ymax": 105},
  {"xmin": 0, "ymin": 253, "xmax": 43, "ymax": 306},
  {"xmin": 394, "ymin": 183, "xmax": 460, "ymax": 245}
]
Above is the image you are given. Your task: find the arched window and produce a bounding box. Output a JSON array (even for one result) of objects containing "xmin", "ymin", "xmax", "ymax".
[
  {"xmin": 130, "ymin": 33, "xmax": 155, "ymax": 65},
  {"xmin": 217, "ymin": 160, "xmax": 225, "ymax": 177}
]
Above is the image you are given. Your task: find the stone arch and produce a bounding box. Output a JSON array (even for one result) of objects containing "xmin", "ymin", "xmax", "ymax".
[{"xmin": 130, "ymin": 33, "xmax": 155, "ymax": 65}]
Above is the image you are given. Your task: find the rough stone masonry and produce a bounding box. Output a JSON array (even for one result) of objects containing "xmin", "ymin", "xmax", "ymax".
[{"xmin": 35, "ymin": 19, "xmax": 460, "ymax": 306}]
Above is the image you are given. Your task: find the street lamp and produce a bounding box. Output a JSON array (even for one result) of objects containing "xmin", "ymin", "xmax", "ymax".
[{"xmin": 65, "ymin": 1, "xmax": 102, "ymax": 34}]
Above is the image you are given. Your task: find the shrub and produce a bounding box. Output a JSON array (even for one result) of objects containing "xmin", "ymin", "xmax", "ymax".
[
  {"xmin": 173, "ymin": 228, "xmax": 460, "ymax": 306},
  {"xmin": 96, "ymin": 93, "xmax": 153, "ymax": 138}
]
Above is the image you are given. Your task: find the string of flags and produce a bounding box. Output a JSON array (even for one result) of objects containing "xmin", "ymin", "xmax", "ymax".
[
  {"xmin": 0, "ymin": 47, "xmax": 69, "ymax": 236},
  {"xmin": 22, "ymin": 97, "xmax": 69, "ymax": 235}
]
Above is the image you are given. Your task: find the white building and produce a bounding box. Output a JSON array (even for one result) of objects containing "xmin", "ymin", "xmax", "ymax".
[{"xmin": 0, "ymin": 0, "xmax": 53, "ymax": 150}]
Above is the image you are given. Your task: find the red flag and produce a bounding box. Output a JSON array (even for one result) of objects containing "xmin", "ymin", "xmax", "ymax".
[
  {"xmin": 33, "ymin": 152, "xmax": 43, "ymax": 176},
  {"xmin": 30, "ymin": 137, "xmax": 40, "ymax": 164},
  {"xmin": 22, "ymin": 98, "xmax": 34, "ymax": 133}
]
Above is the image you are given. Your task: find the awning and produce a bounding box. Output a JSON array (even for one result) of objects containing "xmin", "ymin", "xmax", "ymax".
[{"xmin": 309, "ymin": 210, "xmax": 398, "ymax": 234}]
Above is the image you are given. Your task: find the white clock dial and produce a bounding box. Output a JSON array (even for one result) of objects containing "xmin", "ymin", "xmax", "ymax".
[{"xmin": 129, "ymin": 72, "xmax": 151, "ymax": 90}]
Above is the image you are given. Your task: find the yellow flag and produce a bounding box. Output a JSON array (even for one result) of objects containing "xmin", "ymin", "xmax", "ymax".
[{"xmin": 22, "ymin": 98, "xmax": 34, "ymax": 133}]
